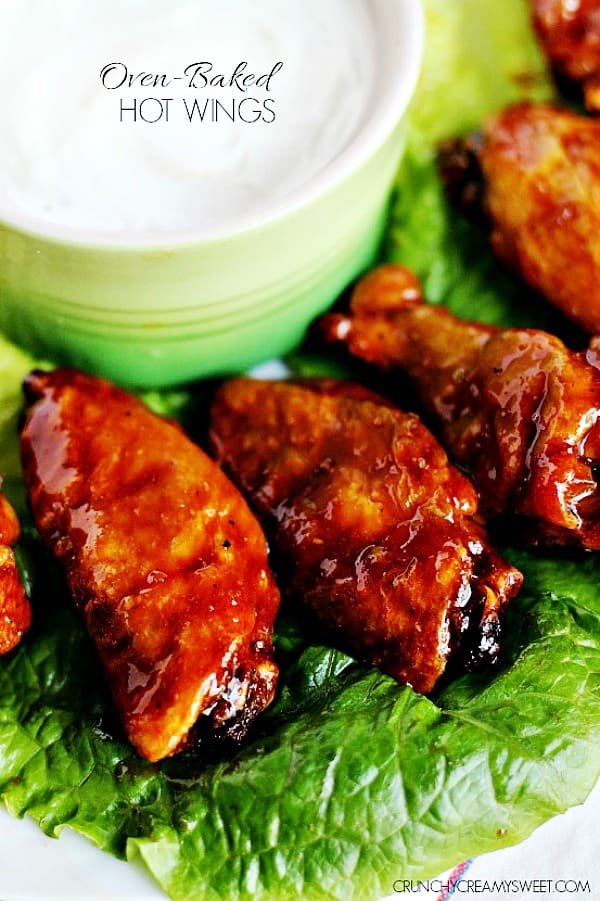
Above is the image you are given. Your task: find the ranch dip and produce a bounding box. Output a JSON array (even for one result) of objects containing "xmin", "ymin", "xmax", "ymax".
[{"xmin": 0, "ymin": 0, "xmax": 377, "ymax": 236}]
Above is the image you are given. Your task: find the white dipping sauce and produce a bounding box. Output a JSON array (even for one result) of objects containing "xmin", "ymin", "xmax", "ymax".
[{"xmin": 1, "ymin": 1, "xmax": 377, "ymax": 236}]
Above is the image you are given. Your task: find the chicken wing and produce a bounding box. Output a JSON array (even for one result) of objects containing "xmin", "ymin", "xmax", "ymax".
[
  {"xmin": 532, "ymin": 0, "xmax": 600, "ymax": 110},
  {"xmin": 439, "ymin": 103, "xmax": 600, "ymax": 333},
  {"xmin": 323, "ymin": 264, "xmax": 600, "ymax": 549},
  {"xmin": 0, "ymin": 490, "xmax": 31, "ymax": 655},
  {"xmin": 20, "ymin": 369, "xmax": 280, "ymax": 762},
  {"xmin": 210, "ymin": 378, "xmax": 522, "ymax": 694}
]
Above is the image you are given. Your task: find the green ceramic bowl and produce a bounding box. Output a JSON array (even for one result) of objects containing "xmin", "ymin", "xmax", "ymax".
[{"xmin": 0, "ymin": 1, "xmax": 423, "ymax": 388}]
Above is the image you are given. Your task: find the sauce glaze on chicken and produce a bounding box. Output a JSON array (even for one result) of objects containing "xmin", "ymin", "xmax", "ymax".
[
  {"xmin": 323, "ymin": 264, "xmax": 600, "ymax": 549},
  {"xmin": 20, "ymin": 369, "xmax": 280, "ymax": 762},
  {"xmin": 532, "ymin": 0, "xmax": 600, "ymax": 111},
  {"xmin": 439, "ymin": 103, "xmax": 600, "ymax": 333},
  {"xmin": 0, "ymin": 491, "xmax": 30, "ymax": 655},
  {"xmin": 210, "ymin": 377, "xmax": 522, "ymax": 693}
]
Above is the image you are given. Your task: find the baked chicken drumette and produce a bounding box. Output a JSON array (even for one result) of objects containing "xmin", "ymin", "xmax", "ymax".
[{"xmin": 323, "ymin": 264, "xmax": 600, "ymax": 549}]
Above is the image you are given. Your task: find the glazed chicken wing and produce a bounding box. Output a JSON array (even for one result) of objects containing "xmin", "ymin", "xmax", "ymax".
[
  {"xmin": 439, "ymin": 103, "xmax": 600, "ymax": 333},
  {"xmin": 210, "ymin": 378, "xmax": 522, "ymax": 693},
  {"xmin": 0, "ymin": 490, "xmax": 31, "ymax": 655},
  {"xmin": 323, "ymin": 265, "xmax": 600, "ymax": 548},
  {"xmin": 532, "ymin": 0, "xmax": 600, "ymax": 110},
  {"xmin": 20, "ymin": 369, "xmax": 280, "ymax": 762}
]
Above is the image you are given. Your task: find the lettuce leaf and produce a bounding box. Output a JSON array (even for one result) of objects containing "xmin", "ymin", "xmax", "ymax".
[
  {"xmin": 1, "ymin": 3, "xmax": 599, "ymax": 901},
  {"xmin": 1, "ymin": 547, "xmax": 598, "ymax": 901},
  {"xmin": 407, "ymin": 0, "xmax": 552, "ymax": 153},
  {"xmin": 0, "ymin": 337, "xmax": 43, "ymax": 481}
]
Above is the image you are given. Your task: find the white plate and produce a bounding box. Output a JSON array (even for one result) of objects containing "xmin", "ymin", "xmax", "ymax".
[
  {"xmin": 1, "ymin": 781, "xmax": 598, "ymax": 901},
  {"xmin": 0, "ymin": 807, "xmax": 165, "ymax": 901}
]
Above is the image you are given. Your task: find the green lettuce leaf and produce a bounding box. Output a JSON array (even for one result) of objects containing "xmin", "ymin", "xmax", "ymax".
[
  {"xmin": 1, "ymin": 548, "xmax": 598, "ymax": 901},
  {"xmin": 1, "ymin": 3, "xmax": 599, "ymax": 901},
  {"xmin": 0, "ymin": 337, "xmax": 43, "ymax": 481},
  {"xmin": 407, "ymin": 0, "xmax": 552, "ymax": 153}
]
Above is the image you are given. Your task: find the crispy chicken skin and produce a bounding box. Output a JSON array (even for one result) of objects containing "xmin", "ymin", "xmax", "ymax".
[
  {"xmin": 323, "ymin": 265, "xmax": 600, "ymax": 548},
  {"xmin": 532, "ymin": 0, "xmax": 600, "ymax": 110},
  {"xmin": 0, "ymin": 491, "xmax": 31, "ymax": 655},
  {"xmin": 439, "ymin": 103, "xmax": 600, "ymax": 333},
  {"xmin": 210, "ymin": 378, "xmax": 522, "ymax": 693},
  {"xmin": 20, "ymin": 369, "xmax": 280, "ymax": 762}
]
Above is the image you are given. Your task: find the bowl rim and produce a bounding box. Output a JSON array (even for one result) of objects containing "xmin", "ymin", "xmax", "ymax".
[{"xmin": 0, "ymin": 0, "xmax": 424, "ymax": 251}]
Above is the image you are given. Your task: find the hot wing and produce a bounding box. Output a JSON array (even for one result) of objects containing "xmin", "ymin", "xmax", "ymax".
[
  {"xmin": 0, "ymin": 491, "xmax": 31, "ymax": 655},
  {"xmin": 20, "ymin": 369, "xmax": 280, "ymax": 762},
  {"xmin": 323, "ymin": 265, "xmax": 600, "ymax": 548},
  {"xmin": 532, "ymin": 0, "xmax": 600, "ymax": 110},
  {"xmin": 210, "ymin": 378, "xmax": 522, "ymax": 694},
  {"xmin": 439, "ymin": 103, "xmax": 600, "ymax": 333}
]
